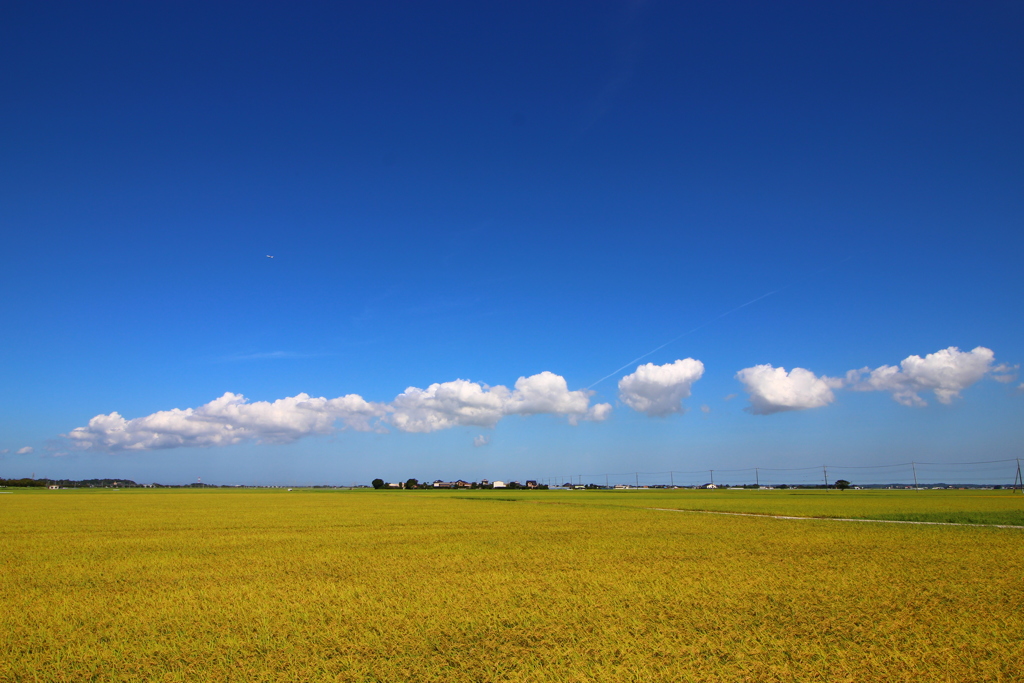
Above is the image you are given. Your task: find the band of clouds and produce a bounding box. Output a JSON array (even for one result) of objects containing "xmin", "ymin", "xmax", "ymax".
[
  {"xmin": 736, "ymin": 346, "xmax": 1013, "ymax": 415},
  {"xmin": 65, "ymin": 371, "xmax": 612, "ymax": 452},
  {"xmin": 615, "ymin": 346, "xmax": 1011, "ymax": 417},
  {"xmin": 65, "ymin": 346, "xmax": 1012, "ymax": 452}
]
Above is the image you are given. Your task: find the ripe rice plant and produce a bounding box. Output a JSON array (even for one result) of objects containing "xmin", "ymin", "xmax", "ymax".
[
  {"xmin": 570, "ymin": 487, "xmax": 1024, "ymax": 526},
  {"xmin": 2, "ymin": 489, "xmax": 1022, "ymax": 681}
]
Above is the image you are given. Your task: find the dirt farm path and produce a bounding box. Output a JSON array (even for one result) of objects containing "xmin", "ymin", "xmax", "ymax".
[{"xmin": 647, "ymin": 507, "xmax": 1024, "ymax": 530}]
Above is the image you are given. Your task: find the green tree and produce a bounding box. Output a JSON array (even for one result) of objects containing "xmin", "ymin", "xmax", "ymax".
[
  {"xmin": 405, "ymin": 478, "xmax": 419, "ymax": 490},
  {"xmin": 371, "ymin": 478, "xmax": 385, "ymax": 489},
  {"xmin": 835, "ymin": 479, "xmax": 851, "ymax": 491}
]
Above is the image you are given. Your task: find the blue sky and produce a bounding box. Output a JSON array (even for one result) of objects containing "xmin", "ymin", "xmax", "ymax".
[{"xmin": 1, "ymin": 1, "xmax": 1022, "ymax": 485}]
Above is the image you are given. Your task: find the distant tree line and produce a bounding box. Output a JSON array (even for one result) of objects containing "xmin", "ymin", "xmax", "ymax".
[
  {"xmin": 0, "ymin": 478, "xmax": 143, "ymax": 488},
  {"xmin": 368, "ymin": 479, "xmax": 853, "ymax": 491},
  {"xmin": 2, "ymin": 477, "xmax": 853, "ymax": 490},
  {"xmin": 371, "ymin": 478, "xmax": 548, "ymax": 490},
  {"xmin": 0, "ymin": 478, "xmax": 47, "ymax": 487}
]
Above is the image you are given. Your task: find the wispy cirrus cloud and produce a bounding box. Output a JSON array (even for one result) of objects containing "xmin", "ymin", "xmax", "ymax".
[{"xmin": 217, "ymin": 351, "xmax": 330, "ymax": 362}]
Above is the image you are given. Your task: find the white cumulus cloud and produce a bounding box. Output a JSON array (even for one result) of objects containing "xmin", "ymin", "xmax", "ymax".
[
  {"xmin": 65, "ymin": 392, "xmax": 388, "ymax": 451},
  {"xmin": 389, "ymin": 380, "xmax": 509, "ymax": 433},
  {"xmin": 16, "ymin": 446, "xmax": 34, "ymax": 454},
  {"xmin": 473, "ymin": 435, "xmax": 490, "ymax": 447},
  {"xmin": 618, "ymin": 359, "xmax": 705, "ymax": 417},
  {"xmin": 845, "ymin": 346, "xmax": 1001, "ymax": 406},
  {"xmin": 65, "ymin": 372, "xmax": 610, "ymax": 451},
  {"xmin": 389, "ymin": 371, "xmax": 610, "ymax": 432},
  {"xmin": 736, "ymin": 365, "xmax": 842, "ymax": 415}
]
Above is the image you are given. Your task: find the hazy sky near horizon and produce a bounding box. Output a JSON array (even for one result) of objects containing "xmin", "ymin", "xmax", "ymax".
[{"xmin": 2, "ymin": 1, "xmax": 1022, "ymax": 485}]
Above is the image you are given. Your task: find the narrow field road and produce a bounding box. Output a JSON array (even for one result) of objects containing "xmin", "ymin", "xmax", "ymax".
[{"xmin": 647, "ymin": 507, "xmax": 1024, "ymax": 529}]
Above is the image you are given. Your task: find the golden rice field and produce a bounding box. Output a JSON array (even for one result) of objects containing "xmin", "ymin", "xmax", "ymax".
[
  {"xmin": 577, "ymin": 487, "xmax": 1024, "ymax": 526},
  {"xmin": 2, "ymin": 488, "xmax": 1022, "ymax": 682}
]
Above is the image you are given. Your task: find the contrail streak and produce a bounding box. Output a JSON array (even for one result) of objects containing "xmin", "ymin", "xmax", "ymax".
[
  {"xmin": 588, "ymin": 253, "xmax": 857, "ymax": 390},
  {"xmin": 586, "ymin": 287, "xmax": 788, "ymax": 389}
]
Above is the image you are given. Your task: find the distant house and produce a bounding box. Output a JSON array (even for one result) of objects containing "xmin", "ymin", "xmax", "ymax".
[
  {"xmin": 432, "ymin": 481, "xmax": 453, "ymax": 488},
  {"xmin": 492, "ymin": 481, "xmax": 507, "ymax": 488},
  {"xmin": 614, "ymin": 484, "xmax": 629, "ymax": 490},
  {"xmin": 702, "ymin": 483, "xmax": 717, "ymax": 489},
  {"xmin": 455, "ymin": 480, "xmax": 471, "ymax": 488},
  {"xmin": 48, "ymin": 485, "xmax": 60, "ymax": 490},
  {"xmin": 480, "ymin": 479, "xmax": 490, "ymax": 487},
  {"xmin": 525, "ymin": 480, "xmax": 538, "ymax": 489},
  {"xmin": 387, "ymin": 482, "xmax": 402, "ymax": 488}
]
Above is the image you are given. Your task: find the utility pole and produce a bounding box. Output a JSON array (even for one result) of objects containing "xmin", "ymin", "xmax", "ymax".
[
  {"xmin": 1013, "ymin": 458, "xmax": 1022, "ymax": 494},
  {"xmin": 605, "ymin": 474, "xmax": 609, "ymax": 488},
  {"xmin": 823, "ymin": 466, "xmax": 828, "ymax": 490},
  {"xmin": 912, "ymin": 462, "xmax": 919, "ymax": 490},
  {"xmin": 635, "ymin": 472, "xmax": 639, "ymax": 488},
  {"xmin": 755, "ymin": 468, "xmax": 759, "ymax": 488},
  {"xmin": 710, "ymin": 469, "xmax": 714, "ymax": 486},
  {"xmin": 670, "ymin": 471, "xmax": 674, "ymax": 487}
]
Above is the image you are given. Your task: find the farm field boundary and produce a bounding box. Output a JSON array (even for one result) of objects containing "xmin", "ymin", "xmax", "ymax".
[
  {"xmin": 433, "ymin": 487, "xmax": 1024, "ymax": 526},
  {"xmin": 647, "ymin": 506, "xmax": 1024, "ymax": 529}
]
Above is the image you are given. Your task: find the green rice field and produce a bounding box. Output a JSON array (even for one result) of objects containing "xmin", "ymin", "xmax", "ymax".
[{"xmin": 2, "ymin": 488, "xmax": 1022, "ymax": 682}]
